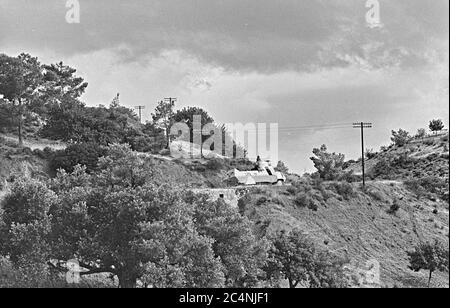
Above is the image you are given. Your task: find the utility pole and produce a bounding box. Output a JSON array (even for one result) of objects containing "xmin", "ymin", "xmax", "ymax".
[
  {"xmin": 134, "ymin": 105, "xmax": 145, "ymax": 123},
  {"xmin": 353, "ymin": 122, "xmax": 372, "ymax": 187},
  {"xmin": 164, "ymin": 97, "xmax": 177, "ymax": 105}
]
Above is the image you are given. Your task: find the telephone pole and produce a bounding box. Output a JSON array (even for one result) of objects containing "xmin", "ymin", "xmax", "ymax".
[
  {"xmin": 164, "ymin": 97, "xmax": 177, "ymax": 105},
  {"xmin": 353, "ymin": 122, "xmax": 372, "ymax": 187},
  {"xmin": 134, "ymin": 106, "xmax": 145, "ymax": 123}
]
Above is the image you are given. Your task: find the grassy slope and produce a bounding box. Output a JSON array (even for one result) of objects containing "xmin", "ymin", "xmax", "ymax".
[
  {"xmin": 241, "ymin": 182, "xmax": 449, "ymax": 288},
  {"xmin": 348, "ymin": 133, "xmax": 449, "ymax": 180}
]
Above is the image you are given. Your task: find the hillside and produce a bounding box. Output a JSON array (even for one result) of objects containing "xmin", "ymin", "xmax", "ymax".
[
  {"xmin": 347, "ymin": 133, "xmax": 449, "ymax": 181},
  {"xmin": 0, "ymin": 134, "xmax": 246, "ymax": 191},
  {"xmin": 1, "ymin": 133, "xmax": 448, "ymax": 288},
  {"xmin": 239, "ymin": 181, "xmax": 449, "ymax": 288}
]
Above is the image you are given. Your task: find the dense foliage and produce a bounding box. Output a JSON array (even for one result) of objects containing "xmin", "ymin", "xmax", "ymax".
[
  {"xmin": 310, "ymin": 145, "xmax": 352, "ymax": 181},
  {"xmin": 391, "ymin": 129, "xmax": 411, "ymax": 147},
  {"xmin": 265, "ymin": 230, "xmax": 347, "ymax": 288}
]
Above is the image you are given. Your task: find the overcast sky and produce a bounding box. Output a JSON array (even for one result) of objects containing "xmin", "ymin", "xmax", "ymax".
[{"xmin": 1, "ymin": 0, "xmax": 448, "ymax": 172}]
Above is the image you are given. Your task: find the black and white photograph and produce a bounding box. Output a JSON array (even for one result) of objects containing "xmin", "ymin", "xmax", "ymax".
[{"xmin": 0, "ymin": 0, "xmax": 448, "ymax": 294}]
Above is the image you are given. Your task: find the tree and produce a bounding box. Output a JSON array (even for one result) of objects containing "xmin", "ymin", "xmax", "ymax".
[
  {"xmin": 391, "ymin": 129, "xmax": 411, "ymax": 147},
  {"xmin": 0, "ymin": 54, "xmax": 43, "ymax": 146},
  {"xmin": 189, "ymin": 193, "xmax": 269, "ymax": 287},
  {"xmin": 41, "ymin": 99, "xmax": 144, "ymax": 149},
  {"xmin": 36, "ymin": 61, "xmax": 88, "ymax": 116},
  {"xmin": 0, "ymin": 178, "xmax": 56, "ymax": 286},
  {"xmin": 0, "ymin": 54, "xmax": 87, "ymax": 144},
  {"xmin": 265, "ymin": 230, "xmax": 347, "ymax": 288},
  {"xmin": 407, "ymin": 241, "xmax": 449, "ymax": 288},
  {"xmin": 429, "ymin": 119, "xmax": 445, "ymax": 135},
  {"xmin": 415, "ymin": 128, "xmax": 427, "ymax": 139},
  {"xmin": 310, "ymin": 145, "xmax": 346, "ymax": 181},
  {"xmin": 0, "ymin": 97, "xmax": 15, "ymax": 132},
  {"xmin": 365, "ymin": 148, "xmax": 377, "ymax": 159},
  {"xmin": 152, "ymin": 100, "xmax": 175, "ymax": 148},
  {"xmin": 50, "ymin": 142, "xmax": 107, "ymax": 174},
  {"xmin": 3, "ymin": 145, "xmax": 255, "ymax": 287},
  {"xmin": 275, "ymin": 161, "xmax": 289, "ymax": 174},
  {"xmin": 48, "ymin": 145, "xmax": 226, "ymax": 288}
]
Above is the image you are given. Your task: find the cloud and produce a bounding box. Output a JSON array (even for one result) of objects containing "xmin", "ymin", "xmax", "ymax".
[{"xmin": 1, "ymin": 0, "xmax": 448, "ymax": 72}]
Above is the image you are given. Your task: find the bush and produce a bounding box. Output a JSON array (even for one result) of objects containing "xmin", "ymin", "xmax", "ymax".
[
  {"xmin": 388, "ymin": 200, "xmax": 400, "ymax": 214},
  {"xmin": 365, "ymin": 149, "xmax": 377, "ymax": 159},
  {"xmin": 230, "ymin": 158, "xmax": 255, "ymax": 171},
  {"xmin": 405, "ymin": 176, "xmax": 449, "ymax": 201},
  {"xmin": 415, "ymin": 128, "xmax": 427, "ymax": 139},
  {"xmin": 423, "ymin": 139, "xmax": 435, "ymax": 146},
  {"xmin": 391, "ymin": 129, "xmax": 411, "ymax": 147},
  {"xmin": 310, "ymin": 145, "xmax": 346, "ymax": 181},
  {"xmin": 32, "ymin": 147, "xmax": 56, "ymax": 160},
  {"xmin": 286, "ymin": 186, "xmax": 297, "ymax": 195},
  {"xmin": 294, "ymin": 194, "xmax": 310, "ymax": 208},
  {"xmin": 294, "ymin": 194, "xmax": 319, "ymax": 211},
  {"xmin": 256, "ymin": 196, "xmax": 269, "ymax": 206},
  {"xmin": 338, "ymin": 171, "xmax": 359, "ymax": 183},
  {"xmin": 205, "ymin": 158, "xmax": 224, "ymax": 171},
  {"xmin": 331, "ymin": 182, "xmax": 354, "ymax": 200},
  {"xmin": 50, "ymin": 143, "xmax": 106, "ymax": 173}
]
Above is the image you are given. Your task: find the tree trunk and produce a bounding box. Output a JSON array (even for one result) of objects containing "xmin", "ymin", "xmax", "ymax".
[
  {"xmin": 118, "ymin": 271, "xmax": 137, "ymax": 289},
  {"xmin": 428, "ymin": 270, "xmax": 433, "ymax": 288},
  {"xmin": 18, "ymin": 98, "xmax": 23, "ymax": 147},
  {"xmin": 288, "ymin": 278, "xmax": 297, "ymax": 289}
]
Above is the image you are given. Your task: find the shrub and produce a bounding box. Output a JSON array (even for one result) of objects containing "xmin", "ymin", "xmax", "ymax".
[
  {"xmin": 293, "ymin": 193, "xmax": 319, "ymax": 211},
  {"xmin": 391, "ymin": 129, "xmax": 411, "ymax": 147},
  {"xmin": 286, "ymin": 186, "xmax": 297, "ymax": 195},
  {"xmin": 50, "ymin": 142, "xmax": 106, "ymax": 173},
  {"xmin": 237, "ymin": 194, "xmax": 252, "ymax": 213},
  {"xmin": 294, "ymin": 194, "xmax": 310, "ymax": 208},
  {"xmin": 338, "ymin": 171, "xmax": 359, "ymax": 183},
  {"xmin": 32, "ymin": 147, "xmax": 56, "ymax": 160},
  {"xmin": 230, "ymin": 158, "xmax": 255, "ymax": 171},
  {"xmin": 331, "ymin": 182, "xmax": 354, "ymax": 200},
  {"xmin": 275, "ymin": 161, "xmax": 289, "ymax": 174},
  {"xmin": 388, "ymin": 200, "xmax": 400, "ymax": 214},
  {"xmin": 405, "ymin": 176, "xmax": 448, "ymax": 201},
  {"xmin": 366, "ymin": 189, "xmax": 385, "ymax": 202},
  {"xmin": 310, "ymin": 145, "xmax": 346, "ymax": 181},
  {"xmin": 423, "ymin": 139, "xmax": 435, "ymax": 146},
  {"xmin": 415, "ymin": 128, "xmax": 427, "ymax": 139},
  {"xmin": 365, "ymin": 149, "xmax": 377, "ymax": 159},
  {"xmin": 256, "ymin": 196, "xmax": 269, "ymax": 206},
  {"xmin": 205, "ymin": 158, "xmax": 224, "ymax": 171}
]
